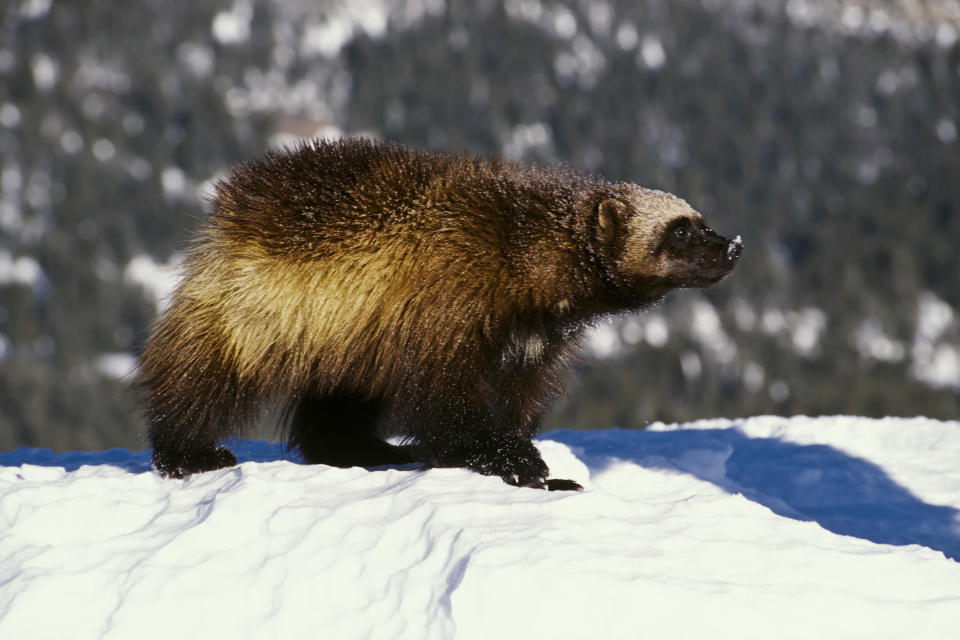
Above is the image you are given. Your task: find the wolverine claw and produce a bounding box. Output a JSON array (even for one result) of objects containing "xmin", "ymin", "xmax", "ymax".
[
  {"xmin": 546, "ymin": 478, "xmax": 584, "ymax": 491},
  {"xmin": 505, "ymin": 473, "xmax": 547, "ymax": 489},
  {"xmin": 505, "ymin": 475, "xmax": 583, "ymax": 491}
]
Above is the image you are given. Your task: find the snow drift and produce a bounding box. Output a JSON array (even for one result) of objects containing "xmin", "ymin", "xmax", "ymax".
[{"xmin": 1, "ymin": 415, "xmax": 958, "ymax": 639}]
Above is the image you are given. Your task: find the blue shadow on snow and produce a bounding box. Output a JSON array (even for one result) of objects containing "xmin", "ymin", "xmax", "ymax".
[
  {"xmin": 544, "ymin": 426, "xmax": 960, "ymax": 562},
  {"xmin": 0, "ymin": 438, "xmax": 295, "ymax": 474}
]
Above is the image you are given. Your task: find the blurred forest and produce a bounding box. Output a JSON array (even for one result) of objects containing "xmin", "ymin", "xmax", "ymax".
[{"xmin": 1, "ymin": 0, "xmax": 958, "ymax": 451}]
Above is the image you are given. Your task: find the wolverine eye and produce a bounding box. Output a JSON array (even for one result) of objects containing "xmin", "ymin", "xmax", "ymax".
[
  {"xmin": 661, "ymin": 218, "xmax": 694, "ymax": 255},
  {"xmin": 671, "ymin": 219, "xmax": 691, "ymax": 240}
]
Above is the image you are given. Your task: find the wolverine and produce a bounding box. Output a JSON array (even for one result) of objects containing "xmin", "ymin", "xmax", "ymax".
[{"xmin": 137, "ymin": 138, "xmax": 741, "ymax": 490}]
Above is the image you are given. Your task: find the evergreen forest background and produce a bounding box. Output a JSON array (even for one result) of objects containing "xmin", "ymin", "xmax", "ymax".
[{"xmin": 1, "ymin": 0, "xmax": 958, "ymax": 451}]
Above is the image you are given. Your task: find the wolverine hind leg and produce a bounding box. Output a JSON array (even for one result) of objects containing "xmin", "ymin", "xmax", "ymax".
[
  {"xmin": 139, "ymin": 323, "xmax": 255, "ymax": 477},
  {"xmin": 286, "ymin": 392, "xmax": 417, "ymax": 467},
  {"xmin": 145, "ymin": 370, "xmax": 256, "ymax": 477}
]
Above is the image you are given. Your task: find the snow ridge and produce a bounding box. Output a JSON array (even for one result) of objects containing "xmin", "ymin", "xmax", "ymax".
[{"xmin": 1, "ymin": 416, "xmax": 958, "ymax": 639}]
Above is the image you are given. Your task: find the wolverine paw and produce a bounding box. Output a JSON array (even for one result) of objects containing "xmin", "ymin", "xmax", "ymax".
[
  {"xmin": 545, "ymin": 478, "xmax": 584, "ymax": 491},
  {"xmin": 449, "ymin": 438, "xmax": 549, "ymax": 488},
  {"xmin": 506, "ymin": 476, "xmax": 584, "ymax": 491},
  {"xmin": 153, "ymin": 446, "xmax": 238, "ymax": 478},
  {"xmin": 504, "ymin": 471, "xmax": 550, "ymax": 489},
  {"xmin": 491, "ymin": 450, "xmax": 550, "ymax": 489}
]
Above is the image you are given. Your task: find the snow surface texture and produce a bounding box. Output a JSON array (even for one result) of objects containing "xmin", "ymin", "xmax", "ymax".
[{"xmin": 1, "ymin": 416, "xmax": 958, "ymax": 639}]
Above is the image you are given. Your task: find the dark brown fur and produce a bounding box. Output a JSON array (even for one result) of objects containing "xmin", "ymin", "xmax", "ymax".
[{"xmin": 137, "ymin": 138, "xmax": 740, "ymax": 488}]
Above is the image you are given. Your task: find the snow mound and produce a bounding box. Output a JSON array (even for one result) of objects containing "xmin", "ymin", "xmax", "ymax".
[{"xmin": 1, "ymin": 416, "xmax": 959, "ymax": 639}]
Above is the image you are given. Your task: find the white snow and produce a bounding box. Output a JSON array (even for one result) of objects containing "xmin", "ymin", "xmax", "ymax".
[
  {"xmin": 300, "ymin": 1, "xmax": 390, "ymax": 58},
  {"xmin": 1, "ymin": 416, "xmax": 958, "ymax": 639},
  {"xmin": 642, "ymin": 312, "xmax": 670, "ymax": 347},
  {"xmin": 742, "ymin": 360, "xmax": 766, "ymax": 392},
  {"xmin": 679, "ymin": 349, "xmax": 702, "ymax": 380},
  {"xmin": 936, "ymin": 118, "xmax": 958, "ymax": 144},
  {"xmin": 177, "ymin": 42, "xmax": 215, "ymax": 79},
  {"xmin": 0, "ymin": 103, "xmax": 21, "ymax": 129},
  {"xmin": 0, "ymin": 249, "xmax": 46, "ymax": 292},
  {"xmin": 586, "ymin": 1, "xmax": 612, "ymax": 36},
  {"xmin": 787, "ymin": 306, "xmax": 826, "ymax": 356},
  {"xmin": 30, "ymin": 53, "xmax": 58, "ymax": 91},
  {"xmin": 854, "ymin": 317, "xmax": 906, "ymax": 363},
  {"xmin": 705, "ymin": 0, "xmax": 960, "ymax": 49},
  {"xmin": 19, "ymin": 0, "xmax": 52, "ymax": 19},
  {"xmin": 615, "ymin": 23, "xmax": 639, "ymax": 50},
  {"xmin": 160, "ymin": 166, "xmax": 187, "ymax": 198},
  {"xmin": 73, "ymin": 55, "xmax": 131, "ymax": 94},
  {"xmin": 639, "ymin": 35, "xmax": 667, "ymax": 70},
  {"xmin": 212, "ymin": 1, "xmax": 253, "ymax": 45},
  {"xmin": 689, "ymin": 298, "xmax": 737, "ymax": 364},
  {"xmin": 502, "ymin": 121, "xmax": 553, "ymax": 161},
  {"xmin": 552, "ymin": 6, "xmax": 577, "ymax": 39},
  {"xmin": 586, "ymin": 319, "xmax": 620, "ymax": 358},
  {"xmin": 587, "ymin": 312, "xmax": 670, "ymax": 359},
  {"xmin": 91, "ymin": 138, "xmax": 116, "ymax": 162},
  {"xmin": 123, "ymin": 253, "xmax": 182, "ymax": 312},
  {"xmin": 911, "ymin": 291, "xmax": 960, "ymax": 389},
  {"xmin": 93, "ymin": 351, "xmax": 137, "ymax": 380},
  {"xmin": 59, "ymin": 129, "xmax": 83, "ymax": 154},
  {"xmin": 935, "ymin": 22, "xmax": 958, "ymax": 47}
]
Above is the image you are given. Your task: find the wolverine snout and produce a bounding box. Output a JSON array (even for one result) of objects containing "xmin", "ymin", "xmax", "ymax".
[
  {"xmin": 689, "ymin": 228, "xmax": 741, "ymax": 285},
  {"xmin": 704, "ymin": 228, "xmax": 742, "ymax": 266}
]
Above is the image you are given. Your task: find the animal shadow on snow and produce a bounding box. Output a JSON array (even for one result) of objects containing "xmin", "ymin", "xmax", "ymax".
[{"xmin": 547, "ymin": 427, "xmax": 960, "ymax": 562}]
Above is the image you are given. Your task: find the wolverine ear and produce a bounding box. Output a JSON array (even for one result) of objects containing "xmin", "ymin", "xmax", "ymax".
[{"xmin": 596, "ymin": 198, "xmax": 628, "ymax": 246}]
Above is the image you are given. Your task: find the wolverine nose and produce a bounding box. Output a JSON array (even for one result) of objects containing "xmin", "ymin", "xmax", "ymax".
[{"xmin": 726, "ymin": 235, "xmax": 743, "ymax": 265}]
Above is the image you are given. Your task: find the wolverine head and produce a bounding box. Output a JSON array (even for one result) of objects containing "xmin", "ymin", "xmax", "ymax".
[{"xmin": 594, "ymin": 185, "xmax": 741, "ymax": 305}]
